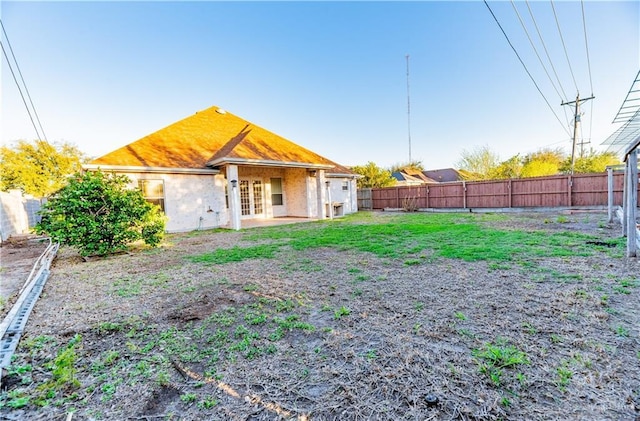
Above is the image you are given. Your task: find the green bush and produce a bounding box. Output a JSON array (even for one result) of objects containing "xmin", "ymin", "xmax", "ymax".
[{"xmin": 35, "ymin": 170, "xmax": 166, "ymax": 256}]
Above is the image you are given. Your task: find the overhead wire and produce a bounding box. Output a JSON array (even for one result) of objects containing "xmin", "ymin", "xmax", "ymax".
[
  {"xmin": 550, "ymin": 0, "xmax": 579, "ymax": 94},
  {"xmin": 510, "ymin": 0, "xmax": 571, "ymax": 128},
  {"xmin": 524, "ymin": 0, "xmax": 571, "ymax": 125},
  {"xmin": 0, "ymin": 19, "xmax": 48, "ymax": 142},
  {"xmin": 581, "ymin": 0, "xmax": 595, "ymax": 145},
  {"xmin": 483, "ymin": 0, "xmax": 572, "ymax": 138}
]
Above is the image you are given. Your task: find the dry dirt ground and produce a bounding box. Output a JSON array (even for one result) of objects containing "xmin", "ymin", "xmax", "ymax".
[{"xmin": 0, "ymin": 210, "xmax": 639, "ymax": 421}]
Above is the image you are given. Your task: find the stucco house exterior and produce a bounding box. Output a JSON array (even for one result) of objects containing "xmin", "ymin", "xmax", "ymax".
[{"xmin": 84, "ymin": 106, "xmax": 359, "ymax": 232}]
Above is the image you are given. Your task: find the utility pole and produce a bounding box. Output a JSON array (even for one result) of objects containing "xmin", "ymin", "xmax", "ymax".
[
  {"xmin": 406, "ymin": 54, "xmax": 412, "ymax": 164},
  {"xmin": 562, "ymin": 93, "xmax": 594, "ymax": 174}
]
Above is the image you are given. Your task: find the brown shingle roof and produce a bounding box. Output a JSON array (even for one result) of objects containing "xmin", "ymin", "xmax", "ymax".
[{"xmin": 91, "ymin": 106, "xmax": 354, "ymax": 174}]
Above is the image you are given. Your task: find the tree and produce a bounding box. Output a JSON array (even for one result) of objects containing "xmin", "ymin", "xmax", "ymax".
[
  {"xmin": 351, "ymin": 162, "xmax": 397, "ymax": 188},
  {"xmin": 0, "ymin": 139, "xmax": 87, "ymax": 197},
  {"xmin": 561, "ymin": 149, "xmax": 621, "ymax": 174},
  {"xmin": 389, "ymin": 160, "xmax": 424, "ymax": 173},
  {"xmin": 456, "ymin": 145, "xmax": 501, "ymax": 180},
  {"xmin": 35, "ymin": 170, "xmax": 166, "ymax": 257},
  {"xmin": 520, "ymin": 148, "xmax": 564, "ymax": 178},
  {"xmin": 490, "ymin": 154, "xmax": 523, "ymax": 179}
]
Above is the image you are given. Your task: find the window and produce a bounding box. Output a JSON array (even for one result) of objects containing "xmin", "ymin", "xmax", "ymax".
[
  {"xmin": 270, "ymin": 178, "xmax": 283, "ymax": 206},
  {"xmin": 138, "ymin": 180, "xmax": 165, "ymax": 212},
  {"xmin": 342, "ymin": 181, "xmax": 349, "ymax": 191}
]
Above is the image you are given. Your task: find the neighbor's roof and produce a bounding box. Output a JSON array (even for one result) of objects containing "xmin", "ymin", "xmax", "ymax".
[
  {"xmin": 422, "ymin": 168, "xmax": 469, "ymax": 183},
  {"xmin": 90, "ymin": 106, "xmax": 354, "ymax": 174}
]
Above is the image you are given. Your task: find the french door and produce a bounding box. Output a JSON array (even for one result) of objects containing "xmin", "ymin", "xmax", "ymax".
[{"xmin": 239, "ymin": 179, "xmax": 264, "ymax": 217}]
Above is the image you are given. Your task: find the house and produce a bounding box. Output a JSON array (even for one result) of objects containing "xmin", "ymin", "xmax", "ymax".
[
  {"xmin": 391, "ymin": 169, "xmax": 436, "ymax": 186},
  {"xmin": 85, "ymin": 106, "xmax": 359, "ymax": 232},
  {"xmin": 422, "ymin": 168, "xmax": 470, "ymax": 183}
]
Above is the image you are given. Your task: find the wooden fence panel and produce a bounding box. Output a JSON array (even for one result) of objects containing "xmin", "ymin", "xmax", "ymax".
[
  {"xmin": 465, "ymin": 180, "xmax": 510, "ymax": 208},
  {"xmin": 427, "ymin": 183, "xmax": 464, "ymax": 208},
  {"xmin": 511, "ymin": 176, "xmax": 568, "ymax": 207}
]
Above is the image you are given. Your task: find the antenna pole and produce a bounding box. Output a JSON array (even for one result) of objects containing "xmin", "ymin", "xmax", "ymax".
[{"xmin": 406, "ymin": 54, "xmax": 412, "ymax": 164}]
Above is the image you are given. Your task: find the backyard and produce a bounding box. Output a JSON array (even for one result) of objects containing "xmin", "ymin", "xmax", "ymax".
[{"xmin": 0, "ymin": 210, "xmax": 639, "ymax": 420}]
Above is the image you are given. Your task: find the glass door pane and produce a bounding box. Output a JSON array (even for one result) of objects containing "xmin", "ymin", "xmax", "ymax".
[
  {"xmin": 240, "ymin": 180, "xmax": 250, "ymax": 216},
  {"xmin": 252, "ymin": 180, "xmax": 263, "ymax": 215}
]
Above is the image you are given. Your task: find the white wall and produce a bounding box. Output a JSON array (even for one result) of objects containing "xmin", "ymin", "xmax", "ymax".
[
  {"xmin": 122, "ymin": 172, "xmax": 228, "ymax": 233},
  {"xmin": 326, "ymin": 177, "xmax": 358, "ymax": 215}
]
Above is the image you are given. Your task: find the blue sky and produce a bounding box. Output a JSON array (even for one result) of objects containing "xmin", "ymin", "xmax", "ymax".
[{"xmin": 1, "ymin": 1, "xmax": 638, "ymax": 169}]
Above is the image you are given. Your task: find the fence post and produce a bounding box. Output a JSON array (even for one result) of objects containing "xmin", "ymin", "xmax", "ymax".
[
  {"xmin": 567, "ymin": 175, "xmax": 572, "ymax": 207},
  {"xmin": 626, "ymin": 150, "xmax": 638, "ymax": 257},
  {"xmin": 426, "ymin": 185, "xmax": 429, "ymax": 208},
  {"xmin": 607, "ymin": 167, "xmax": 614, "ymax": 222},
  {"xmin": 462, "ymin": 181, "xmax": 467, "ymax": 209},
  {"xmin": 508, "ymin": 179, "xmax": 512, "ymax": 208}
]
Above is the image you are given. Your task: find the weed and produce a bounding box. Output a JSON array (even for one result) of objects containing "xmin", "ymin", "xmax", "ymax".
[
  {"xmin": 501, "ymin": 397, "xmax": 511, "ymax": 408},
  {"xmin": 556, "ymin": 366, "xmax": 573, "ymax": 391},
  {"xmin": 550, "ymin": 334, "xmax": 564, "ymax": 344},
  {"xmin": 334, "ymin": 306, "xmax": 351, "ymax": 319},
  {"xmin": 352, "ymin": 288, "xmax": 363, "ymax": 297},
  {"xmin": 364, "ymin": 349, "xmax": 377, "ymax": 360},
  {"xmin": 404, "ymin": 259, "xmax": 421, "ymax": 266},
  {"xmin": 521, "ymin": 321, "xmax": 537, "ymax": 335},
  {"xmin": 243, "ymin": 284, "xmax": 259, "ymax": 292},
  {"xmin": 197, "ymin": 396, "xmax": 218, "ymax": 409},
  {"xmin": 180, "ymin": 393, "xmax": 198, "ymax": 403},
  {"xmin": 98, "ymin": 322, "xmax": 123, "ymax": 335},
  {"xmin": 414, "ymin": 301, "xmax": 425, "ymax": 312},
  {"xmin": 614, "ymin": 325, "xmax": 629, "ymax": 337},
  {"xmin": 454, "ymin": 311, "xmax": 467, "ymax": 321},
  {"xmin": 473, "ymin": 340, "xmax": 529, "ymax": 387}
]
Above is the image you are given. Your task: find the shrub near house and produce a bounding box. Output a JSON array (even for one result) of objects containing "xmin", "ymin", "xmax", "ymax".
[{"xmin": 36, "ymin": 170, "xmax": 166, "ymax": 256}]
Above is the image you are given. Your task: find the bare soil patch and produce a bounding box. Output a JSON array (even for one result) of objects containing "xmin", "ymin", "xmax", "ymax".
[{"xmin": 1, "ymin": 210, "xmax": 639, "ymax": 420}]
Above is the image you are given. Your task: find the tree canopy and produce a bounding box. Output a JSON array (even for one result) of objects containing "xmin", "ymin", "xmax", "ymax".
[
  {"xmin": 0, "ymin": 139, "xmax": 87, "ymax": 197},
  {"xmin": 35, "ymin": 170, "xmax": 166, "ymax": 257},
  {"xmin": 457, "ymin": 145, "xmax": 621, "ymax": 180},
  {"xmin": 351, "ymin": 162, "xmax": 397, "ymax": 188},
  {"xmin": 456, "ymin": 145, "xmax": 501, "ymax": 180}
]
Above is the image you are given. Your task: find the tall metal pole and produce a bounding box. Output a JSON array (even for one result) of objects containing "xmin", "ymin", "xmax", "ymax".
[{"xmin": 406, "ymin": 54, "xmax": 412, "ymax": 164}]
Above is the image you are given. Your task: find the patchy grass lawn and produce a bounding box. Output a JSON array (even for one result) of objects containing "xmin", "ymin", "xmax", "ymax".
[{"xmin": 1, "ymin": 211, "xmax": 639, "ymax": 420}]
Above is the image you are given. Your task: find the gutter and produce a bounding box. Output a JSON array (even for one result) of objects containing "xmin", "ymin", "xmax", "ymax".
[{"xmin": 83, "ymin": 164, "xmax": 220, "ymax": 175}]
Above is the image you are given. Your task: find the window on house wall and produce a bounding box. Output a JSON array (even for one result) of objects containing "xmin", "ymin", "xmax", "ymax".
[
  {"xmin": 270, "ymin": 178, "xmax": 283, "ymax": 206},
  {"xmin": 342, "ymin": 181, "xmax": 349, "ymax": 191},
  {"xmin": 138, "ymin": 179, "xmax": 165, "ymax": 212}
]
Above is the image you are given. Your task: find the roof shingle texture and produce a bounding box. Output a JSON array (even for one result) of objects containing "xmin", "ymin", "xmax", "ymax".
[{"xmin": 91, "ymin": 106, "xmax": 352, "ymax": 174}]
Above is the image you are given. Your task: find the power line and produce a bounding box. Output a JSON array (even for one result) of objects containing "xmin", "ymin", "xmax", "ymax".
[
  {"xmin": 510, "ymin": 0, "xmax": 571, "ymax": 128},
  {"xmin": 580, "ymin": 0, "xmax": 595, "ymax": 143},
  {"xmin": 550, "ymin": 0, "xmax": 579, "ymax": 93},
  {"xmin": 483, "ymin": 0, "xmax": 572, "ymax": 138},
  {"xmin": 0, "ymin": 19, "xmax": 48, "ymax": 142},
  {"xmin": 524, "ymin": 0, "xmax": 571, "ymax": 124}
]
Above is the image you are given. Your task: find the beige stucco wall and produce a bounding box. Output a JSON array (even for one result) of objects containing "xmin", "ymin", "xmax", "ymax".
[
  {"xmin": 121, "ymin": 172, "xmax": 229, "ymax": 233},
  {"xmin": 281, "ymin": 168, "xmax": 311, "ymax": 218}
]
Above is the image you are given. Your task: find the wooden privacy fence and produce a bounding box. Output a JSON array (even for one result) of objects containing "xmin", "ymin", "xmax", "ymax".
[{"xmin": 361, "ymin": 172, "xmax": 635, "ymax": 210}]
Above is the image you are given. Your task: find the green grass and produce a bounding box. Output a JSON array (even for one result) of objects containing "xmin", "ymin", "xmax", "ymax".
[
  {"xmin": 186, "ymin": 244, "xmax": 278, "ymax": 265},
  {"xmin": 240, "ymin": 213, "xmax": 621, "ymax": 263}
]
